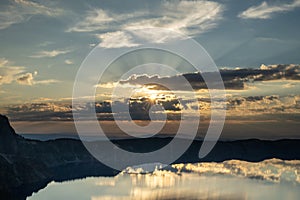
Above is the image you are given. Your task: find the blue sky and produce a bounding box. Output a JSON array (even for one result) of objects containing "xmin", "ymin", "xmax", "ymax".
[{"xmin": 0, "ymin": 0, "xmax": 300, "ymax": 103}]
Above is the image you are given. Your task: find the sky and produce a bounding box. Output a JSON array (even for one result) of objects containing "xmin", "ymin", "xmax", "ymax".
[{"xmin": 0, "ymin": 0, "xmax": 300, "ymax": 139}]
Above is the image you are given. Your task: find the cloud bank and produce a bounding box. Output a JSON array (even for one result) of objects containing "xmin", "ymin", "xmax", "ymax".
[
  {"xmin": 5, "ymin": 93, "xmax": 300, "ymax": 121},
  {"xmin": 119, "ymin": 64, "xmax": 300, "ymax": 90}
]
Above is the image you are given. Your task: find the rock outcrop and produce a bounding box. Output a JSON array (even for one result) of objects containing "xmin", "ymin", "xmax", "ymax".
[{"xmin": 0, "ymin": 115, "xmax": 116, "ymax": 199}]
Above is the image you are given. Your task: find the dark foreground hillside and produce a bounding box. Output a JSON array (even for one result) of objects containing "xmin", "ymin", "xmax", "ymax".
[{"xmin": 1, "ymin": 114, "xmax": 300, "ymax": 200}]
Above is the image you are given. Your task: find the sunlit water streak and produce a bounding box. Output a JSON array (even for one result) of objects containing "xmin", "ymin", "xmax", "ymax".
[{"xmin": 27, "ymin": 159, "xmax": 300, "ymax": 200}]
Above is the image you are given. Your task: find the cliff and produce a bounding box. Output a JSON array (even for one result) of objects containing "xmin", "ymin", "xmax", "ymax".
[{"xmin": 0, "ymin": 115, "xmax": 116, "ymax": 199}]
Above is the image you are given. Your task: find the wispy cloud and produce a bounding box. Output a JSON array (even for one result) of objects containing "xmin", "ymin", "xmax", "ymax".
[
  {"xmin": 30, "ymin": 49, "xmax": 71, "ymax": 58},
  {"xmin": 67, "ymin": 9, "xmax": 115, "ymax": 32},
  {"xmin": 16, "ymin": 71, "xmax": 59, "ymax": 85},
  {"xmin": 255, "ymin": 37, "xmax": 283, "ymax": 43},
  {"xmin": 38, "ymin": 41, "xmax": 54, "ymax": 47},
  {"xmin": 69, "ymin": 1, "xmax": 224, "ymax": 48},
  {"xmin": 239, "ymin": 0, "xmax": 300, "ymax": 19},
  {"xmin": 34, "ymin": 79, "xmax": 60, "ymax": 85},
  {"xmin": 96, "ymin": 31, "xmax": 139, "ymax": 48},
  {"xmin": 0, "ymin": 0, "xmax": 62, "ymax": 30},
  {"xmin": 0, "ymin": 58, "xmax": 35, "ymax": 86},
  {"xmin": 0, "ymin": 59, "xmax": 25, "ymax": 85},
  {"xmin": 0, "ymin": 58, "xmax": 9, "ymax": 66}
]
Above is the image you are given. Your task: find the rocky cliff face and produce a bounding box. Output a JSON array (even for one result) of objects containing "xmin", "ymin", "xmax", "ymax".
[
  {"xmin": 0, "ymin": 115, "xmax": 23, "ymax": 153},
  {"xmin": 0, "ymin": 114, "xmax": 300, "ymax": 200},
  {"xmin": 0, "ymin": 115, "xmax": 116, "ymax": 200}
]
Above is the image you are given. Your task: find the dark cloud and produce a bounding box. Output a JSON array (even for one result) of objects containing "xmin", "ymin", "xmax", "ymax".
[
  {"xmin": 119, "ymin": 64, "xmax": 300, "ymax": 90},
  {"xmin": 5, "ymin": 103, "xmax": 73, "ymax": 121},
  {"xmin": 6, "ymin": 98, "xmax": 183, "ymax": 121},
  {"xmin": 128, "ymin": 97, "xmax": 181, "ymax": 120}
]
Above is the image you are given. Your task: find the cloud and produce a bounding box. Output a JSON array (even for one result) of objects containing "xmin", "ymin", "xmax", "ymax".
[
  {"xmin": 255, "ymin": 37, "xmax": 283, "ymax": 43},
  {"xmin": 64, "ymin": 59, "xmax": 73, "ymax": 65},
  {"xmin": 0, "ymin": 67, "xmax": 24, "ymax": 85},
  {"xmin": 5, "ymin": 97, "xmax": 182, "ymax": 121},
  {"xmin": 30, "ymin": 49, "xmax": 71, "ymax": 58},
  {"xmin": 0, "ymin": 58, "xmax": 9, "ymax": 66},
  {"xmin": 118, "ymin": 64, "xmax": 300, "ymax": 90},
  {"xmin": 16, "ymin": 72, "xmax": 34, "ymax": 85},
  {"xmin": 34, "ymin": 79, "xmax": 60, "ymax": 85},
  {"xmin": 69, "ymin": 1, "xmax": 224, "ymax": 48},
  {"xmin": 239, "ymin": 0, "xmax": 300, "ymax": 19},
  {"xmin": 0, "ymin": 58, "xmax": 60, "ymax": 86},
  {"xmin": 5, "ymin": 93, "xmax": 300, "ymax": 121},
  {"xmin": 95, "ymin": 82, "xmax": 117, "ymax": 89},
  {"xmin": 227, "ymin": 95, "xmax": 300, "ymax": 115},
  {"xmin": 96, "ymin": 31, "xmax": 139, "ymax": 48},
  {"xmin": 0, "ymin": 58, "xmax": 25, "ymax": 85},
  {"xmin": 5, "ymin": 102, "xmax": 73, "ymax": 121},
  {"xmin": 67, "ymin": 9, "xmax": 150, "ymax": 33},
  {"xmin": 38, "ymin": 41, "xmax": 54, "ymax": 47},
  {"xmin": 0, "ymin": 0, "xmax": 62, "ymax": 30},
  {"xmin": 67, "ymin": 9, "xmax": 115, "ymax": 32},
  {"xmin": 16, "ymin": 72, "xmax": 60, "ymax": 85},
  {"xmin": 152, "ymin": 0, "xmax": 223, "ymax": 35},
  {"xmin": 185, "ymin": 94, "xmax": 300, "ymax": 117}
]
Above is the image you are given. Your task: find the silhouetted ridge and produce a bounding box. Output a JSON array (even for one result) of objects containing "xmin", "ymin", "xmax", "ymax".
[
  {"xmin": 0, "ymin": 114, "xmax": 17, "ymax": 136},
  {"xmin": 0, "ymin": 115, "xmax": 24, "ymax": 153}
]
